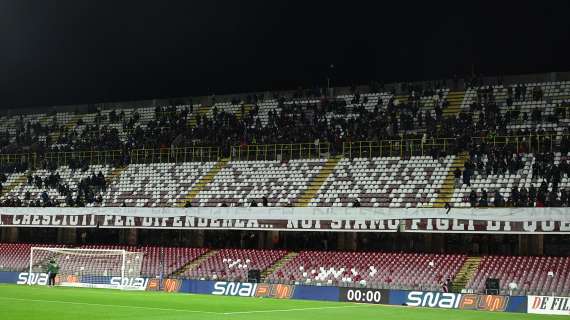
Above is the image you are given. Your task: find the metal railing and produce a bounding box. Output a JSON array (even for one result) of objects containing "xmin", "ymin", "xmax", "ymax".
[
  {"xmin": 231, "ymin": 143, "xmax": 330, "ymax": 161},
  {"xmin": 0, "ymin": 133, "xmax": 567, "ymax": 170},
  {"xmin": 43, "ymin": 150, "xmax": 124, "ymax": 167},
  {"xmin": 342, "ymin": 138, "xmax": 456, "ymax": 159},
  {"xmin": 471, "ymin": 133, "xmax": 565, "ymax": 154},
  {"xmin": 130, "ymin": 147, "xmax": 220, "ymax": 163},
  {"xmin": 0, "ymin": 153, "xmax": 36, "ymax": 168}
]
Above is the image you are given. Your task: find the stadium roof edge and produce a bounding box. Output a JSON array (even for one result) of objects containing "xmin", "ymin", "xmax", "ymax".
[{"xmin": 2, "ymin": 70, "xmax": 570, "ymax": 117}]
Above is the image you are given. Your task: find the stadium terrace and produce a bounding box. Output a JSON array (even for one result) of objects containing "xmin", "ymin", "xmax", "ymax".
[{"xmin": 1, "ymin": 71, "xmax": 570, "ymax": 319}]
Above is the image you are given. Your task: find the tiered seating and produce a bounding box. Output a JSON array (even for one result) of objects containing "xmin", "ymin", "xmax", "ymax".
[
  {"xmin": 467, "ymin": 256, "xmax": 570, "ymax": 296},
  {"xmin": 311, "ymin": 156, "xmax": 454, "ymax": 207},
  {"xmin": 101, "ymin": 162, "xmax": 215, "ymax": 207},
  {"xmin": 194, "ymin": 159, "xmax": 326, "ymax": 207},
  {"xmin": 186, "ymin": 249, "xmax": 287, "ymax": 282},
  {"xmin": 461, "ymin": 81, "xmax": 570, "ymax": 134},
  {"xmin": 451, "ymin": 152, "xmax": 570, "ymax": 207},
  {"xmin": 0, "ymin": 243, "xmax": 67, "ymax": 271},
  {"xmin": 268, "ymin": 251, "xmax": 466, "ymax": 291},
  {"xmin": 77, "ymin": 245, "xmax": 208, "ymax": 277},
  {"xmin": 1, "ymin": 165, "xmax": 114, "ymax": 205}
]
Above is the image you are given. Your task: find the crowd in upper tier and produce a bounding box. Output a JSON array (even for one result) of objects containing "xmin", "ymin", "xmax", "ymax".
[{"xmin": 1, "ymin": 80, "xmax": 568, "ymax": 157}]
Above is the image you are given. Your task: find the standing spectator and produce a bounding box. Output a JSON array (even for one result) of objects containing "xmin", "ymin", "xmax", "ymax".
[{"xmin": 262, "ymin": 196, "xmax": 268, "ymax": 207}]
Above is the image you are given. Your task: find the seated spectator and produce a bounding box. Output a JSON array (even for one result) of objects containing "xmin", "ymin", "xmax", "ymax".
[
  {"xmin": 469, "ymin": 190, "xmax": 478, "ymax": 207},
  {"xmin": 479, "ymin": 189, "xmax": 488, "ymax": 207}
]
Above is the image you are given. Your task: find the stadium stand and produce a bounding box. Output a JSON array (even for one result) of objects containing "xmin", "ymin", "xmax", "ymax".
[
  {"xmin": 310, "ymin": 156, "xmax": 455, "ymax": 208},
  {"xmin": 266, "ymin": 251, "xmax": 465, "ymax": 291},
  {"xmin": 75, "ymin": 245, "xmax": 208, "ymax": 277},
  {"xmin": 184, "ymin": 249, "xmax": 288, "ymax": 282},
  {"xmin": 0, "ymin": 243, "xmax": 66, "ymax": 271},
  {"xmin": 466, "ymin": 255, "xmax": 570, "ymax": 296},
  {"xmin": 1, "ymin": 73, "xmax": 570, "ymax": 297}
]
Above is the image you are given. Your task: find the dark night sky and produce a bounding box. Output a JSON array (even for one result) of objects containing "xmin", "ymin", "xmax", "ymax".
[{"xmin": 0, "ymin": 0, "xmax": 569, "ymax": 109}]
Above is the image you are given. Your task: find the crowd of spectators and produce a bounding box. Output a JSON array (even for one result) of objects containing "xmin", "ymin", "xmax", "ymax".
[
  {"xmin": 0, "ymin": 164, "xmax": 107, "ymax": 207},
  {"xmin": 0, "ymin": 82, "xmax": 569, "ymax": 208},
  {"xmin": 1, "ymin": 82, "xmax": 568, "ymax": 160},
  {"xmin": 460, "ymin": 142, "xmax": 570, "ymax": 207}
]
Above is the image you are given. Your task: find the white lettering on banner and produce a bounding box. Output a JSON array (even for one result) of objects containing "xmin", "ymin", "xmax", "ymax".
[
  {"xmin": 109, "ymin": 277, "xmax": 148, "ymax": 290},
  {"xmin": 69, "ymin": 215, "xmax": 79, "ymax": 226},
  {"xmin": 331, "ymin": 220, "xmax": 342, "ymax": 229},
  {"xmin": 452, "ymin": 219, "xmax": 465, "ymax": 231},
  {"xmin": 210, "ymin": 219, "xmax": 221, "ymax": 228},
  {"xmin": 426, "ymin": 218, "xmax": 433, "ymax": 230},
  {"xmin": 407, "ymin": 291, "xmax": 461, "ymax": 309},
  {"xmin": 185, "ymin": 216, "xmax": 194, "ymax": 227},
  {"xmin": 142, "ymin": 217, "xmax": 153, "ymax": 227},
  {"xmin": 528, "ymin": 295, "xmax": 570, "ymax": 315},
  {"xmin": 17, "ymin": 273, "xmax": 49, "ymax": 286},
  {"xmin": 411, "ymin": 219, "xmax": 421, "ymax": 230},
  {"xmin": 487, "ymin": 220, "xmax": 501, "ymax": 231},
  {"xmin": 387, "ymin": 220, "xmax": 399, "ymax": 230},
  {"xmin": 436, "ymin": 219, "xmax": 449, "ymax": 230},
  {"xmin": 125, "ymin": 216, "xmax": 135, "ymax": 227},
  {"xmin": 372, "ymin": 219, "xmax": 385, "ymax": 230},
  {"xmin": 114, "ymin": 215, "xmax": 123, "ymax": 226},
  {"xmin": 302, "ymin": 220, "xmax": 314, "ymax": 229},
  {"xmin": 1, "ymin": 207, "xmax": 569, "ymax": 234},
  {"xmin": 541, "ymin": 221, "xmax": 555, "ymax": 232},
  {"xmin": 467, "ymin": 219, "xmax": 475, "ymax": 231},
  {"xmin": 354, "ymin": 220, "xmax": 367, "ymax": 230},
  {"xmin": 212, "ymin": 282, "xmax": 257, "ymax": 297}
]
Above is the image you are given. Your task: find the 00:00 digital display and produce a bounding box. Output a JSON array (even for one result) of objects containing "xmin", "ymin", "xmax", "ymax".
[{"xmin": 343, "ymin": 288, "xmax": 384, "ymax": 304}]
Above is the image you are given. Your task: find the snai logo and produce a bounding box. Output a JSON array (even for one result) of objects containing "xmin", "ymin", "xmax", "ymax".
[
  {"xmin": 407, "ymin": 291, "xmax": 508, "ymax": 311},
  {"xmin": 110, "ymin": 277, "xmax": 148, "ymax": 290},
  {"xmin": 17, "ymin": 272, "xmax": 49, "ymax": 285}
]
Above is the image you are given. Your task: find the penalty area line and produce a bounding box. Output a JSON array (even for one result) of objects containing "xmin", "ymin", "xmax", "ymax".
[{"xmin": 0, "ymin": 296, "xmax": 219, "ymax": 315}]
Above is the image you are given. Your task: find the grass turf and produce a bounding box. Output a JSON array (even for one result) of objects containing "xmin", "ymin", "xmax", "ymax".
[{"xmin": 0, "ymin": 284, "xmax": 565, "ymax": 320}]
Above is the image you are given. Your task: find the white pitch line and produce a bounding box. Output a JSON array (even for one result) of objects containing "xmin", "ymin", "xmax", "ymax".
[
  {"xmin": 223, "ymin": 304, "xmax": 365, "ymax": 315},
  {"xmin": 0, "ymin": 296, "xmax": 219, "ymax": 315}
]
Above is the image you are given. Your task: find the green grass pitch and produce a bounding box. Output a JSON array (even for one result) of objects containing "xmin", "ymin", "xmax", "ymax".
[{"xmin": 0, "ymin": 284, "xmax": 565, "ymax": 320}]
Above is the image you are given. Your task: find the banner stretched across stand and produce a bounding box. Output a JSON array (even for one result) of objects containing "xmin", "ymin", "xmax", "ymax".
[{"xmin": 1, "ymin": 207, "xmax": 570, "ymax": 234}]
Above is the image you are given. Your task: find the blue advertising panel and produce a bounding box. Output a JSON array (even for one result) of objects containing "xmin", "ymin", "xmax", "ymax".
[
  {"xmin": 389, "ymin": 290, "xmax": 526, "ymax": 313},
  {"xmin": 180, "ymin": 280, "xmax": 337, "ymax": 301},
  {"xmin": 0, "ymin": 273, "xmax": 528, "ymax": 314},
  {"xmin": 0, "ymin": 272, "xmax": 19, "ymax": 284}
]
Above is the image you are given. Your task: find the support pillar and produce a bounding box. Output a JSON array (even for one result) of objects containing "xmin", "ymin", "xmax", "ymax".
[
  {"xmin": 192, "ymin": 230, "xmax": 205, "ymax": 247},
  {"xmin": 536, "ymin": 234, "xmax": 544, "ymax": 256},
  {"xmin": 0, "ymin": 227, "xmax": 18, "ymax": 242},
  {"xmin": 424, "ymin": 234, "xmax": 433, "ymax": 253},
  {"xmin": 518, "ymin": 235, "xmax": 529, "ymax": 256},
  {"xmin": 57, "ymin": 228, "xmax": 76, "ymax": 244},
  {"xmin": 127, "ymin": 229, "xmax": 138, "ymax": 246},
  {"xmin": 345, "ymin": 232, "xmax": 357, "ymax": 251},
  {"xmin": 337, "ymin": 233, "xmax": 346, "ymax": 250}
]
